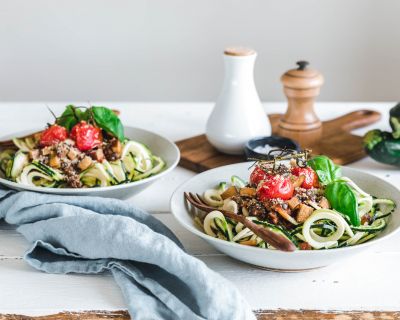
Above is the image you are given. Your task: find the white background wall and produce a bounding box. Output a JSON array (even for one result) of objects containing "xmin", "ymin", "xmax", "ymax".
[{"xmin": 0, "ymin": 0, "xmax": 399, "ymax": 102}]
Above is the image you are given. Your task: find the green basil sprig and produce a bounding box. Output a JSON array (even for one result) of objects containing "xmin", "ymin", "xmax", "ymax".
[
  {"xmin": 307, "ymin": 155, "xmax": 341, "ymax": 185},
  {"xmin": 308, "ymin": 155, "xmax": 360, "ymax": 226},
  {"xmin": 57, "ymin": 105, "xmax": 88, "ymax": 131},
  {"xmin": 91, "ymin": 106, "xmax": 125, "ymax": 141},
  {"xmin": 56, "ymin": 105, "xmax": 125, "ymax": 141},
  {"xmin": 325, "ymin": 181, "xmax": 359, "ymax": 226}
]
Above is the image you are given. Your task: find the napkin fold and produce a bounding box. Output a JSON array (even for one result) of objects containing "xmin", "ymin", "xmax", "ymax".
[{"xmin": 0, "ymin": 189, "xmax": 255, "ymax": 320}]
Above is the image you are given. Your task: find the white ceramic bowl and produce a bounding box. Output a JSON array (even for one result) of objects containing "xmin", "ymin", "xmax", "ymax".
[
  {"xmin": 171, "ymin": 162, "xmax": 400, "ymax": 271},
  {"xmin": 0, "ymin": 127, "xmax": 180, "ymax": 199}
]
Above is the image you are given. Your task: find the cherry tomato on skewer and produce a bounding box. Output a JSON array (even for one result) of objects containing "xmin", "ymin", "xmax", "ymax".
[
  {"xmin": 250, "ymin": 166, "xmax": 270, "ymax": 186},
  {"xmin": 291, "ymin": 166, "xmax": 318, "ymax": 189},
  {"xmin": 257, "ymin": 175, "xmax": 294, "ymax": 200}
]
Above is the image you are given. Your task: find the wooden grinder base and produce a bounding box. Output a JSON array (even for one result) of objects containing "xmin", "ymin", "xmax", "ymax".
[{"xmin": 176, "ymin": 110, "xmax": 381, "ymax": 173}]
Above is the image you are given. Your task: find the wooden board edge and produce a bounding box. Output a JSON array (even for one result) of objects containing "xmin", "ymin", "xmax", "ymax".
[
  {"xmin": 256, "ymin": 310, "xmax": 400, "ymax": 319},
  {"xmin": 1, "ymin": 310, "xmax": 400, "ymax": 320},
  {"xmin": 0, "ymin": 311, "xmax": 130, "ymax": 320}
]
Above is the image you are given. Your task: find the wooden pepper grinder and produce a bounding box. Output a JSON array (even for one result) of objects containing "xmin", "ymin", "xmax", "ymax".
[{"xmin": 278, "ymin": 61, "xmax": 324, "ymax": 147}]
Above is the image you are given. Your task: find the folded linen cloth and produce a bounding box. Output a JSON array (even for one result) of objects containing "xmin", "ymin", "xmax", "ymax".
[{"xmin": 0, "ymin": 189, "xmax": 255, "ymax": 320}]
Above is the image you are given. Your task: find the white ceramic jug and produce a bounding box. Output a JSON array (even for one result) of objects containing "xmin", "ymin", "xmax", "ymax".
[{"xmin": 206, "ymin": 47, "xmax": 271, "ymax": 155}]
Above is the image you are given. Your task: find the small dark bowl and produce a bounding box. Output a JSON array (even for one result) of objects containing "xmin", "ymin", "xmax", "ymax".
[{"xmin": 244, "ymin": 135, "xmax": 301, "ymax": 160}]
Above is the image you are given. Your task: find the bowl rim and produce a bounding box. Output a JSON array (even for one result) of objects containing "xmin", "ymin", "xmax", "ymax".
[
  {"xmin": 0, "ymin": 126, "xmax": 180, "ymax": 193},
  {"xmin": 170, "ymin": 162, "xmax": 400, "ymax": 255}
]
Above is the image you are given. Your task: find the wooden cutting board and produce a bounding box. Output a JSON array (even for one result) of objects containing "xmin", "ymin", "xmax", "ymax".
[{"xmin": 176, "ymin": 109, "xmax": 381, "ymax": 173}]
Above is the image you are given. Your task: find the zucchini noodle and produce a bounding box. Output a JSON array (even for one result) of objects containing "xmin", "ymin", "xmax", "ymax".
[
  {"xmin": 346, "ymin": 231, "xmax": 366, "ymax": 246},
  {"xmin": 0, "ymin": 139, "xmax": 165, "ymax": 188},
  {"xmin": 222, "ymin": 199, "xmax": 238, "ymax": 213},
  {"xmin": 232, "ymin": 227, "xmax": 253, "ymax": 242},
  {"xmin": 342, "ymin": 176, "xmax": 373, "ymax": 217},
  {"xmin": 203, "ymin": 211, "xmax": 225, "ymax": 237},
  {"xmin": 302, "ymin": 209, "xmax": 354, "ymax": 249},
  {"xmin": 235, "ymin": 222, "xmax": 245, "ymax": 233},
  {"xmin": 373, "ymin": 198, "xmax": 395, "ymax": 217},
  {"xmin": 203, "ymin": 189, "xmax": 224, "ymax": 207},
  {"xmin": 196, "ymin": 174, "xmax": 395, "ymax": 251}
]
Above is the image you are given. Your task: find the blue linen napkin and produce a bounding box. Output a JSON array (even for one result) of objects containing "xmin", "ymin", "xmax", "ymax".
[{"xmin": 0, "ymin": 189, "xmax": 255, "ymax": 320}]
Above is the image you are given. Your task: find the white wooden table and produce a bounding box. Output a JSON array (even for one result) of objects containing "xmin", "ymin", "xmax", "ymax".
[{"xmin": 0, "ymin": 102, "xmax": 399, "ymax": 319}]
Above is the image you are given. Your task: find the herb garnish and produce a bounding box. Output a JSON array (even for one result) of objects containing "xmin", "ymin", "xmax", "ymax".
[{"xmin": 56, "ymin": 105, "xmax": 125, "ymax": 141}]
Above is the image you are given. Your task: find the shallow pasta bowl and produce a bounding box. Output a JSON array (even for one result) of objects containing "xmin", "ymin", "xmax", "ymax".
[
  {"xmin": 0, "ymin": 126, "xmax": 180, "ymax": 199},
  {"xmin": 170, "ymin": 162, "xmax": 400, "ymax": 271}
]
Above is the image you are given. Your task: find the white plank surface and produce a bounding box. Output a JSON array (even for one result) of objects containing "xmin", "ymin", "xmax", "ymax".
[{"xmin": 0, "ymin": 102, "xmax": 399, "ymax": 315}]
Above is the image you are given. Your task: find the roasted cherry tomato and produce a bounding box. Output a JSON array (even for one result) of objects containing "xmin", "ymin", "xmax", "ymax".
[
  {"xmin": 70, "ymin": 121, "xmax": 102, "ymax": 151},
  {"xmin": 291, "ymin": 166, "xmax": 318, "ymax": 189},
  {"xmin": 257, "ymin": 175, "xmax": 294, "ymax": 200},
  {"xmin": 250, "ymin": 166, "xmax": 269, "ymax": 186},
  {"xmin": 39, "ymin": 124, "xmax": 68, "ymax": 146}
]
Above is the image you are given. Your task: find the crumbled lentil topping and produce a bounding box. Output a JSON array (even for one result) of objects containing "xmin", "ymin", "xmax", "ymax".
[{"xmin": 28, "ymin": 136, "xmax": 123, "ymax": 188}]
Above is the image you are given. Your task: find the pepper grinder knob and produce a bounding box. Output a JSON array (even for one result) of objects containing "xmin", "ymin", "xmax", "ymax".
[
  {"xmin": 277, "ymin": 61, "xmax": 324, "ymax": 148},
  {"xmin": 296, "ymin": 60, "xmax": 309, "ymax": 70}
]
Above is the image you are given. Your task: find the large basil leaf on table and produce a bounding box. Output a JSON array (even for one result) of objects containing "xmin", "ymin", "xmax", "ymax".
[
  {"xmin": 91, "ymin": 106, "xmax": 125, "ymax": 141},
  {"xmin": 325, "ymin": 181, "xmax": 360, "ymax": 226},
  {"xmin": 308, "ymin": 155, "xmax": 342, "ymax": 185}
]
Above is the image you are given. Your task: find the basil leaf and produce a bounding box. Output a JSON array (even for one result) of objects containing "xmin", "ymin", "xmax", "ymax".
[
  {"xmin": 91, "ymin": 106, "xmax": 124, "ymax": 141},
  {"xmin": 77, "ymin": 108, "xmax": 89, "ymax": 122},
  {"xmin": 57, "ymin": 105, "xmax": 88, "ymax": 131},
  {"xmin": 308, "ymin": 155, "xmax": 342, "ymax": 185},
  {"xmin": 56, "ymin": 105, "xmax": 77, "ymax": 131},
  {"xmin": 325, "ymin": 181, "xmax": 360, "ymax": 226},
  {"xmin": 308, "ymin": 155, "xmax": 361, "ymax": 226}
]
